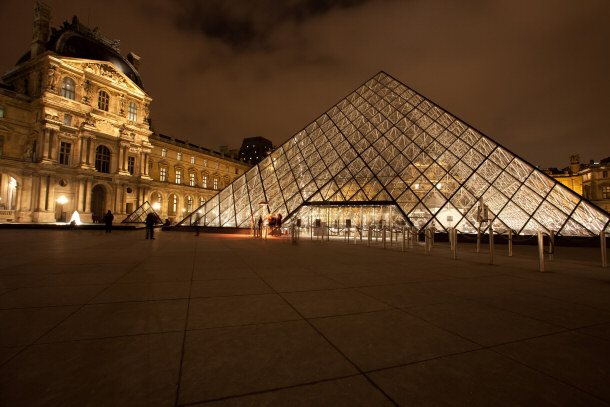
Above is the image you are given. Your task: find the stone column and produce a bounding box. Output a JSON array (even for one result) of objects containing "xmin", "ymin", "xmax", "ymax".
[
  {"xmin": 88, "ymin": 139, "xmax": 96, "ymax": 167},
  {"xmin": 41, "ymin": 129, "xmax": 50, "ymax": 160},
  {"xmin": 49, "ymin": 131, "xmax": 59, "ymax": 161},
  {"xmin": 144, "ymin": 153, "xmax": 150, "ymax": 176},
  {"xmin": 118, "ymin": 146, "xmax": 124, "ymax": 172},
  {"xmin": 37, "ymin": 175, "xmax": 47, "ymax": 211}
]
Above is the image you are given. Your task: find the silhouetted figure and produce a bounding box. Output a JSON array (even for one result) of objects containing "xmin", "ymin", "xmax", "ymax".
[
  {"xmin": 104, "ymin": 210, "xmax": 114, "ymax": 233},
  {"xmin": 145, "ymin": 212, "xmax": 156, "ymax": 239},
  {"xmin": 276, "ymin": 213, "xmax": 282, "ymax": 234},
  {"xmin": 91, "ymin": 212, "xmax": 96, "ymax": 223},
  {"xmin": 164, "ymin": 218, "xmax": 171, "ymax": 226},
  {"xmin": 257, "ymin": 216, "xmax": 263, "ymax": 237}
]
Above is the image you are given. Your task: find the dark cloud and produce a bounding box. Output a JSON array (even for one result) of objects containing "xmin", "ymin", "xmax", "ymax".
[{"xmin": 170, "ymin": 0, "xmax": 377, "ymax": 49}]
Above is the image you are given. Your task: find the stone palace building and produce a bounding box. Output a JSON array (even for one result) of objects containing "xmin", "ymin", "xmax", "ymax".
[{"xmin": 0, "ymin": 2, "xmax": 250, "ymax": 223}]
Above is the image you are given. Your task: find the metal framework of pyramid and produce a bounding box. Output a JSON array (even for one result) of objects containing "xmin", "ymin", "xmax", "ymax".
[
  {"xmin": 122, "ymin": 201, "xmax": 162, "ymax": 224},
  {"xmin": 179, "ymin": 71, "xmax": 609, "ymax": 236}
]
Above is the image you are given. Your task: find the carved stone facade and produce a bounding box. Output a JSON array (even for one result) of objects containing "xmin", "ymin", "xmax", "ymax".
[{"xmin": 0, "ymin": 3, "xmax": 249, "ymax": 223}]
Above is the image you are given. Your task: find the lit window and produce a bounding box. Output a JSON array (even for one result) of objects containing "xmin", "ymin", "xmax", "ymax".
[
  {"xmin": 177, "ymin": 152, "xmax": 182, "ymax": 161},
  {"xmin": 168, "ymin": 194, "xmax": 177, "ymax": 215},
  {"xmin": 190, "ymin": 156, "xmax": 195, "ymax": 164},
  {"xmin": 215, "ymin": 162, "xmax": 219, "ymax": 169},
  {"xmin": 204, "ymin": 159, "xmax": 208, "ymax": 167},
  {"xmin": 63, "ymin": 114, "xmax": 72, "ymax": 126},
  {"xmin": 190, "ymin": 173, "xmax": 195, "ymax": 186},
  {"xmin": 602, "ymin": 186, "xmax": 610, "ymax": 199},
  {"xmin": 202, "ymin": 175, "xmax": 207, "ymax": 188},
  {"xmin": 59, "ymin": 142, "xmax": 71, "ymax": 165},
  {"xmin": 213, "ymin": 178, "xmax": 218, "ymax": 190},
  {"xmin": 98, "ymin": 90, "xmax": 109, "ymax": 111},
  {"xmin": 160, "ymin": 167, "xmax": 167, "ymax": 181},
  {"xmin": 176, "ymin": 170, "xmax": 182, "ymax": 184},
  {"xmin": 61, "ymin": 77, "xmax": 75, "ymax": 100},
  {"xmin": 161, "ymin": 148, "xmax": 167, "ymax": 157},
  {"xmin": 127, "ymin": 156, "xmax": 135, "ymax": 175},
  {"xmin": 95, "ymin": 145, "xmax": 111, "ymax": 173},
  {"xmin": 200, "ymin": 197, "xmax": 204, "ymax": 206},
  {"xmin": 187, "ymin": 196, "xmax": 193, "ymax": 212},
  {"xmin": 128, "ymin": 102, "xmax": 137, "ymax": 121}
]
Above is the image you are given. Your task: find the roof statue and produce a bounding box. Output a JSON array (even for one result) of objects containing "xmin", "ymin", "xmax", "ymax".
[{"xmin": 179, "ymin": 71, "xmax": 610, "ymax": 236}]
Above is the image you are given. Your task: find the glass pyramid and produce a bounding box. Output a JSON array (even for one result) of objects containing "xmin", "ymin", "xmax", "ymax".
[
  {"xmin": 122, "ymin": 201, "xmax": 162, "ymax": 224},
  {"xmin": 179, "ymin": 72, "xmax": 609, "ymax": 236}
]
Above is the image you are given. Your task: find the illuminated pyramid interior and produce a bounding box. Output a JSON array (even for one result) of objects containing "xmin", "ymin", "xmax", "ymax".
[{"xmin": 180, "ymin": 72, "xmax": 609, "ymax": 236}]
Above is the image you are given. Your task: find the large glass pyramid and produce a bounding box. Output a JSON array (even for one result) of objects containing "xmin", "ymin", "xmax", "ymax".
[{"xmin": 180, "ymin": 72, "xmax": 609, "ymax": 236}]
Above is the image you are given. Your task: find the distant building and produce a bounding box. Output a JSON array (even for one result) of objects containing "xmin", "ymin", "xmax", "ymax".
[
  {"xmin": 544, "ymin": 154, "xmax": 610, "ymax": 213},
  {"xmin": 238, "ymin": 136, "xmax": 273, "ymax": 165}
]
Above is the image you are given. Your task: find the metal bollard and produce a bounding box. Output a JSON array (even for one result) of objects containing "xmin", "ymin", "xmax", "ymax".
[
  {"xmin": 476, "ymin": 228, "xmax": 481, "ymax": 253},
  {"xmin": 402, "ymin": 226, "xmax": 406, "ymax": 252},
  {"xmin": 537, "ymin": 231, "xmax": 544, "ymax": 272},
  {"xmin": 489, "ymin": 224, "xmax": 494, "ymax": 265},
  {"xmin": 601, "ymin": 232, "xmax": 607, "ymax": 268},
  {"xmin": 452, "ymin": 228, "xmax": 458, "ymax": 260},
  {"xmin": 383, "ymin": 228, "xmax": 387, "ymax": 249},
  {"xmin": 548, "ymin": 231, "xmax": 554, "ymax": 261},
  {"xmin": 508, "ymin": 229, "xmax": 513, "ymax": 257}
]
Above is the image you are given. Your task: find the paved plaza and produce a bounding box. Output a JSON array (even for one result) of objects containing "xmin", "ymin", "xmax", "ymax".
[{"xmin": 1, "ymin": 228, "xmax": 610, "ymax": 406}]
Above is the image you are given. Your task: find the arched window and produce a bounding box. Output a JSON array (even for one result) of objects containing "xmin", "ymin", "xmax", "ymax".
[
  {"xmin": 98, "ymin": 90, "xmax": 109, "ymax": 111},
  {"xmin": 61, "ymin": 77, "xmax": 75, "ymax": 100},
  {"xmin": 128, "ymin": 102, "xmax": 137, "ymax": 121},
  {"xmin": 95, "ymin": 145, "xmax": 111, "ymax": 173},
  {"xmin": 187, "ymin": 196, "xmax": 193, "ymax": 212},
  {"xmin": 151, "ymin": 192, "xmax": 162, "ymax": 211},
  {"xmin": 168, "ymin": 194, "xmax": 177, "ymax": 215},
  {"xmin": 199, "ymin": 197, "xmax": 205, "ymax": 207}
]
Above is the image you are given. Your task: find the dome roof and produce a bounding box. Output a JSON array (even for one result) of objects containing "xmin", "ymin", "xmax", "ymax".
[{"xmin": 17, "ymin": 16, "xmax": 144, "ymax": 89}]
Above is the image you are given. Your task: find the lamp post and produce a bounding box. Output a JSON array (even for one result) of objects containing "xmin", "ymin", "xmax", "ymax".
[{"xmin": 56, "ymin": 195, "xmax": 68, "ymax": 222}]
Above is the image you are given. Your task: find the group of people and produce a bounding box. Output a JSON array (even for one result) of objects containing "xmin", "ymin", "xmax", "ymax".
[{"xmin": 254, "ymin": 213, "xmax": 283, "ymax": 237}]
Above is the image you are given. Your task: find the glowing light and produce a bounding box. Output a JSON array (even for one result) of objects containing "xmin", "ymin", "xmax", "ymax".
[
  {"xmin": 56, "ymin": 195, "xmax": 68, "ymax": 204},
  {"xmin": 69, "ymin": 211, "xmax": 81, "ymax": 225},
  {"xmin": 9, "ymin": 177, "xmax": 17, "ymax": 189},
  {"xmin": 152, "ymin": 202, "xmax": 161, "ymax": 210},
  {"xmin": 182, "ymin": 208, "xmax": 186, "ymax": 212},
  {"xmin": 414, "ymin": 184, "xmax": 419, "ymax": 189},
  {"xmin": 436, "ymin": 183, "xmax": 442, "ymax": 189}
]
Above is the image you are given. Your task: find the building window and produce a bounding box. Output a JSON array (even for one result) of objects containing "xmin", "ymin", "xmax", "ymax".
[
  {"xmin": 161, "ymin": 148, "xmax": 167, "ymax": 157},
  {"xmin": 98, "ymin": 90, "xmax": 109, "ymax": 111},
  {"xmin": 176, "ymin": 170, "xmax": 182, "ymax": 184},
  {"xmin": 95, "ymin": 145, "xmax": 111, "ymax": 173},
  {"xmin": 225, "ymin": 165, "xmax": 229, "ymax": 172},
  {"xmin": 63, "ymin": 114, "xmax": 72, "ymax": 126},
  {"xmin": 128, "ymin": 102, "xmax": 137, "ymax": 121},
  {"xmin": 61, "ymin": 77, "xmax": 75, "ymax": 100},
  {"xmin": 59, "ymin": 142, "xmax": 71, "ymax": 165},
  {"xmin": 213, "ymin": 178, "xmax": 218, "ymax": 190},
  {"xmin": 168, "ymin": 194, "xmax": 177, "ymax": 215},
  {"xmin": 235, "ymin": 168, "xmax": 238, "ymax": 174},
  {"xmin": 200, "ymin": 197, "xmax": 204, "ymax": 206},
  {"xmin": 603, "ymin": 171, "xmax": 608, "ymax": 178},
  {"xmin": 127, "ymin": 156, "xmax": 135, "ymax": 175},
  {"xmin": 177, "ymin": 152, "xmax": 182, "ymax": 161},
  {"xmin": 215, "ymin": 162, "xmax": 219, "ymax": 170},
  {"xmin": 602, "ymin": 186, "xmax": 610, "ymax": 199},
  {"xmin": 187, "ymin": 196, "xmax": 193, "ymax": 212},
  {"xmin": 202, "ymin": 175, "xmax": 207, "ymax": 188},
  {"xmin": 190, "ymin": 173, "xmax": 195, "ymax": 186},
  {"xmin": 204, "ymin": 159, "xmax": 208, "ymax": 167},
  {"xmin": 190, "ymin": 156, "xmax": 195, "ymax": 164},
  {"xmin": 0, "ymin": 106, "xmax": 4, "ymax": 118},
  {"xmin": 160, "ymin": 167, "xmax": 167, "ymax": 181}
]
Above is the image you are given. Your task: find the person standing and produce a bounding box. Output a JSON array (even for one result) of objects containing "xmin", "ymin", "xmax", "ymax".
[
  {"xmin": 104, "ymin": 210, "xmax": 114, "ymax": 233},
  {"xmin": 145, "ymin": 211, "xmax": 156, "ymax": 239},
  {"xmin": 257, "ymin": 215, "xmax": 263, "ymax": 238}
]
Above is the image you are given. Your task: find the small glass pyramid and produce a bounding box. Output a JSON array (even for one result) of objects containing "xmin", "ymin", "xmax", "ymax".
[{"xmin": 179, "ymin": 72, "xmax": 609, "ymax": 236}]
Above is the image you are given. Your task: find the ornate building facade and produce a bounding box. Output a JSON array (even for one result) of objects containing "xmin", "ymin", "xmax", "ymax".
[{"xmin": 0, "ymin": 2, "xmax": 249, "ymax": 223}]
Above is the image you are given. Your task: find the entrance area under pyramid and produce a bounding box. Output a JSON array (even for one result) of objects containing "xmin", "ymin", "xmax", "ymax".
[{"xmin": 179, "ymin": 72, "xmax": 610, "ymax": 237}]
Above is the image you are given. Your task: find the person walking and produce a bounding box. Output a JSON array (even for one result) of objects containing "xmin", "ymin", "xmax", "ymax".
[
  {"xmin": 145, "ymin": 211, "xmax": 156, "ymax": 239},
  {"xmin": 104, "ymin": 210, "xmax": 114, "ymax": 233},
  {"xmin": 257, "ymin": 215, "xmax": 263, "ymax": 238}
]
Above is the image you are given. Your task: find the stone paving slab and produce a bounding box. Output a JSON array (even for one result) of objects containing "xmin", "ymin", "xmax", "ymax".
[{"xmin": 0, "ymin": 229, "xmax": 609, "ymax": 406}]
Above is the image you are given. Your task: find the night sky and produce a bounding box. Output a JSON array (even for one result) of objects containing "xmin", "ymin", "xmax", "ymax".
[{"xmin": 1, "ymin": 0, "xmax": 608, "ymax": 168}]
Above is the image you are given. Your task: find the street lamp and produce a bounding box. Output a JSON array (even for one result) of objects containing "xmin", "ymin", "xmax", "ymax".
[{"xmin": 152, "ymin": 202, "xmax": 160, "ymax": 210}]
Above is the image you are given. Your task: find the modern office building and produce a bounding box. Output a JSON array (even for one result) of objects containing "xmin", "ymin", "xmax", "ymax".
[{"xmin": 180, "ymin": 72, "xmax": 609, "ymax": 237}]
